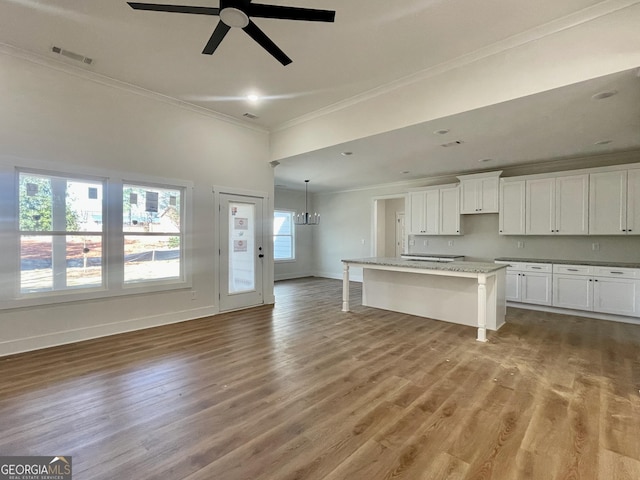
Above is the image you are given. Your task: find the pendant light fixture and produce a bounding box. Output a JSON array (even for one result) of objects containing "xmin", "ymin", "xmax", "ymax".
[{"xmin": 294, "ymin": 180, "xmax": 320, "ymax": 225}]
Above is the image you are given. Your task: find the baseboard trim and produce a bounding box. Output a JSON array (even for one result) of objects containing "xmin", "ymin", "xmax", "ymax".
[
  {"xmin": 0, "ymin": 306, "xmax": 219, "ymax": 358},
  {"xmin": 506, "ymin": 302, "xmax": 640, "ymax": 325}
]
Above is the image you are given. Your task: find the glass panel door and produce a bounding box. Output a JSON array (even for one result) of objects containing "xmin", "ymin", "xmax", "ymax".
[{"xmin": 219, "ymin": 193, "xmax": 264, "ymax": 311}]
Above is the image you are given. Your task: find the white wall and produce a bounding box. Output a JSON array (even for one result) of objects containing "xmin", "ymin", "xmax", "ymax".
[
  {"xmin": 310, "ymin": 153, "xmax": 640, "ymax": 281},
  {"xmin": 274, "ymin": 188, "xmax": 313, "ymax": 280},
  {"xmin": 271, "ymin": 3, "xmax": 640, "ymax": 160},
  {"xmin": 0, "ymin": 51, "xmax": 273, "ymax": 356}
]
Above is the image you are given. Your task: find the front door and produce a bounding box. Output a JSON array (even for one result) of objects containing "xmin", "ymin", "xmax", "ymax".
[{"xmin": 219, "ymin": 193, "xmax": 264, "ymax": 311}]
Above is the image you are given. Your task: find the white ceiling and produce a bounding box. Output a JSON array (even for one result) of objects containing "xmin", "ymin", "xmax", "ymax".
[{"xmin": 1, "ymin": 0, "xmax": 639, "ymax": 191}]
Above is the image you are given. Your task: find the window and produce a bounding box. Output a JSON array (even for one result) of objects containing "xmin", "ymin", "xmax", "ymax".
[
  {"xmin": 18, "ymin": 171, "xmax": 105, "ymax": 294},
  {"xmin": 273, "ymin": 210, "xmax": 294, "ymax": 261},
  {"xmin": 123, "ymin": 184, "xmax": 184, "ymax": 284},
  {"xmin": 1, "ymin": 164, "xmax": 192, "ymax": 309}
]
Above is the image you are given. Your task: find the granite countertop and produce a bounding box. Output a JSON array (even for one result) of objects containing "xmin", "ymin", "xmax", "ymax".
[
  {"xmin": 494, "ymin": 257, "xmax": 640, "ymax": 269},
  {"xmin": 342, "ymin": 257, "xmax": 507, "ymax": 274}
]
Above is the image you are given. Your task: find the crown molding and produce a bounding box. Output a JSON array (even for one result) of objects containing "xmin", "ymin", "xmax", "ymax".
[
  {"xmin": 0, "ymin": 42, "xmax": 269, "ymax": 135},
  {"xmin": 273, "ymin": 0, "xmax": 640, "ymax": 133}
]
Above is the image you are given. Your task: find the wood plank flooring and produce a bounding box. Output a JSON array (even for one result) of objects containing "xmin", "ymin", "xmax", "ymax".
[{"xmin": 1, "ymin": 277, "xmax": 639, "ymax": 479}]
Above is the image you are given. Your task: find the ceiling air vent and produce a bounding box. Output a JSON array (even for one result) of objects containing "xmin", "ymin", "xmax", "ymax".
[
  {"xmin": 51, "ymin": 46, "xmax": 93, "ymax": 65},
  {"xmin": 440, "ymin": 140, "xmax": 464, "ymax": 148},
  {"xmin": 243, "ymin": 112, "xmax": 259, "ymax": 119}
]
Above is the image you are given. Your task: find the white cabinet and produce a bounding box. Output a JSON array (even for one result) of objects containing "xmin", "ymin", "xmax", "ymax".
[
  {"xmin": 496, "ymin": 262, "xmax": 552, "ymax": 305},
  {"xmin": 553, "ymin": 264, "xmax": 640, "ymax": 316},
  {"xmin": 525, "ymin": 174, "xmax": 589, "ymax": 235},
  {"xmin": 408, "ymin": 184, "xmax": 460, "ymax": 235},
  {"xmin": 439, "ymin": 185, "xmax": 461, "ymax": 235},
  {"xmin": 589, "ymin": 168, "xmax": 640, "ymax": 235},
  {"xmin": 458, "ymin": 171, "xmax": 502, "ymax": 214},
  {"xmin": 499, "ymin": 180, "xmax": 525, "ymax": 235}
]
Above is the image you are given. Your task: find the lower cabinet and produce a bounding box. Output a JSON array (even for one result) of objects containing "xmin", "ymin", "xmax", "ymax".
[
  {"xmin": 552, "ymin": 264, "xmax": 640, "ymax": 317},
  {"xmin": 497, "ymin": 262, "xmax": 552, "ymax": 305},
  {"xmin": 497, "ymin": 261, "xmax": 640, "ymax": 318}
]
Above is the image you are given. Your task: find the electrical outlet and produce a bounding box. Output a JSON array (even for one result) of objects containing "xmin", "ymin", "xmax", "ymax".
[
  {"xmin": 361, "ymin": 239, "xmax": 366, "ymax": 245},
  {"xmin": 448, "ymin": 240, "xmax": 454, "ymax": 247},
  {"xmin": 423, "ymin": 240, "xmax": 429, "ymax": 246},
  {"xmin": 191, "ymin": 290, "xmax": 197, "ymax": 300},
  {"xmin": 409, "ymin": 239, "xmax": 415, "ymax": 246},
  {"xmin": 517, "ymin": 241, "xmax": 524, "ymax": 249},
  {"xmin": 592, "ymin": 242, "xmax": 600, "ymax": 251}
]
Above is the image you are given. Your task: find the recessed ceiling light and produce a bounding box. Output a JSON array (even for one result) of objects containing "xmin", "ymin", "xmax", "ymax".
[
  {"xmin": 247, "ymin": 94, "xmax": 260, "ymax": 102},
  {"xmin": 594, "ymin": 140, "xmax": 613, "ymax": 145},
  {"xmin": 434, "ymin": 129, "xmax": 450, "ymax": 135},
  {"xmin": 478, "ymin": 158, "xmax": 492, "ymax": 163},
  {"xmin": 341, "ymin": 151, "xmax": 353, "ymax": 156},
  {"xmin": 591, "ymin": 90, "xmax": 618, "ymax": 100}
]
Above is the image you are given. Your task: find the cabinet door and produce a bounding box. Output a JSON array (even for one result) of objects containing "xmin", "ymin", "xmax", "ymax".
[
  {"xmin": 555, "ymin": 174, "xmax": 589, "ymax": 235},
  {"xmin": 589, "ymin": 170, "xmax": 627, "ymax": 235},
  {"xmin": 424, "ymin": 189, "xmax": 440, "ymax": 235},
  {"xmin": 526, "ymin": 178, "xmax": 555, "ymax": 235},
  {"xmin": 593, "ymin": 277, "xmax": 638, "ymax": 316},
  {"xmin": 520, "ymin": 272, "xmax": 552, "ymax": 305},
  {"xmin": 479, "ymin": 176, "xmax": 499, "ymax": 213},
  {"xmin": 439, "ymin": 186, "xmax": 460, "ymax": 235},
  {"xmin": 505, "ymin": 271, "xmax": 521, "ymax": 302},
  {"xmin": 552, "ymin": 274, "xmax": 592, "ymax": 310},
  {"xmin": 627, "ymin": 168, "xmax": 640, "ymax": 235},
  {"xmin": 499, "ymin": 181, "xmax": 525, "ymax": 235},
  {"xmin": 408, "ymin": 192, "xmax": 426, "ymax": 234},
  {"xmin": 460, "ymin": 179, "xmax": 479, "ymax": 214}
]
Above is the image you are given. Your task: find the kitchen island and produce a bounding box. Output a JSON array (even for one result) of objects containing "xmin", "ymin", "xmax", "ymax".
[{"xmin": 341, "ymin": 257, "xmax": 507, "ymax": 341}]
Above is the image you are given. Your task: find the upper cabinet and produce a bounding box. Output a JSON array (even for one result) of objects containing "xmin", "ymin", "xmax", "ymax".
[
  {"xmin": 525, "ymin": 174, "xmax": 589, "ymax": 235},
  {"xmin": 407, "ymin": 184, "xmax": 461, "ymax": 235},
  {"xmin": 589, "ymin": 168, "xmax": 640, "ymax": 235},
  {"xmin": 499, "ymin": 180, "xmax": 525, "ymax": 235},
  {"xmin": 458, "ymin": 171, "xmax": 502, "ymax": 214}
]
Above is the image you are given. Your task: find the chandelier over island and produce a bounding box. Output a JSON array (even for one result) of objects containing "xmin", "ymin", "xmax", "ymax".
[{"xmin": 294, "ymin": 180, "xmax": 320, "ymax": 226}]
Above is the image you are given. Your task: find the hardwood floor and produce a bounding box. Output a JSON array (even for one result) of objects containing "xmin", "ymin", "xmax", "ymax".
[{"xmin": 1, "ymin": 277, "xmax": 639, "ymax": 479}]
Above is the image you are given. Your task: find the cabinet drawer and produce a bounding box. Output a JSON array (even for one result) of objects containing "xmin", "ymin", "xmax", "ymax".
[
  {"xmin": 553, "ymin": 264, "xmax": 592, "ymax": 275},
  {"xmin": 592, "ymin": 267, "xmax": 639, "ymax": 279},
  {"xmin": 524, "ymin": 263, "xmax": 552, "ymax": 273}
]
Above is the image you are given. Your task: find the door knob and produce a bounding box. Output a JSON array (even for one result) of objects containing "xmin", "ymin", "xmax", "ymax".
[{"xmin": 258, "ymin": 254, "xmax": 264, "ymax": 258}]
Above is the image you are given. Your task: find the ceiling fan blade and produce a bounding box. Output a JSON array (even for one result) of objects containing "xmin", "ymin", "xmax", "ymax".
[
  {"xmin": 127, "ymin": 2, "xmax": 220, "ymax": 15},
  {"xmin": 248, "ymin": 3, "xmax": 335, "ymax": 22},
  {"xmin": 243, "ymin": 20, "xmax": 292, "ymax": 65},
  {"xmin": 202, "ymin": 21, "xmax": 231, "ymax": 55}
]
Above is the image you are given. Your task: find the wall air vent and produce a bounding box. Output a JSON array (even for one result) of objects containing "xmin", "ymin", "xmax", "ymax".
[
  {"xmin": 243, "ymin": 112, "xmax": 259, "ymax": 119},
  {"xmin": 440, "ymin": 140, "xmax": 464, "ymax": 148},
  {"xmin": 51, "ymin": 46, "xmax": 93, "ymax": 65}
]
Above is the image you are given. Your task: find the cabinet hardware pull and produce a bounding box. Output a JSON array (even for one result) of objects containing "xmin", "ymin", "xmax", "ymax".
[
  {"xmin": 568, "ymin": 268, "xmax": 578, "ymax": 272},
  {"xmin": 610, "ymin": 271, "xmax": 624, "ymax": 274},
  {"xmin": 531, "ymin": 267, "xmax": 542, "ymax": 269}
]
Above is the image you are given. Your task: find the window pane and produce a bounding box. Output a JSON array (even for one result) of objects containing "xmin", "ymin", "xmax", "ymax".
[
  {"xmin": 274, "ymin": 236, "xmax": 293, "ymax": 260},
  {"xmin": 228, "ymin": 202, "xmax": 255, "ymax": 293},
  {"xmin": 274, "ymin": 211, "xmax": 292, "ymax": 235},
  {"xmin": 19, "ymin": 173, "xmax": 103, "ymax": 233},
  {"xmin": 21, "ymin": 235, "xmax": 103, "ymax": 293},
  {"xmin": 19, "ymin": 174, "xmax": 52, "ymax": 232},
  {"xmin": 124, "ymin": 235, "xmax": 181, "ymax": 283},
  {"xmin": 123, "ymin": 185, "xmax": 181, "ymax": 233}
]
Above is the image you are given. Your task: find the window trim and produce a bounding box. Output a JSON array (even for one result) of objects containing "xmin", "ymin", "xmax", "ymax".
[
  {"xmin": 0, "ymin": 159, "xmax": 193, "ymax": 311},
  {"xmin": 273, "ymin": 209, "xmax": 295, "ymax": 263}
]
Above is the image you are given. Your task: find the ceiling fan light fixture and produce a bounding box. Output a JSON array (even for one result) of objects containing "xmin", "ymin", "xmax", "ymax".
[{"xmin": 220, "ymin": 7, "xmax": 249, "ymax": 28}]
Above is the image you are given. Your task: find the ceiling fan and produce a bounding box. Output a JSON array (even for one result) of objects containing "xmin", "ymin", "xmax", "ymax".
[{"xmin": 127, "ymin": 0, "xmax": 336, "ymax": 65}]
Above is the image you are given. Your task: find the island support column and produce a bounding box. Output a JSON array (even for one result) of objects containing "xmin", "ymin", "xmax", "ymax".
[
  {"xmin": 342, "ymin": 263, "xmax": 350, "ymax": 312},
  {"xmin": 477, "ymin": 273, "xmax": 487, "ymax": 342}
]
